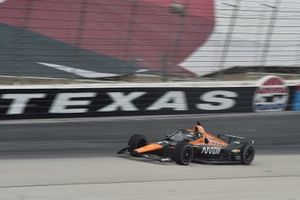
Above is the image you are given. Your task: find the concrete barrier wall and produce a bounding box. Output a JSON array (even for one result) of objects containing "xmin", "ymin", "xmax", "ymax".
[{"xmin": 0, "ymin": 77, "xmax": 298, "ymax": 119}]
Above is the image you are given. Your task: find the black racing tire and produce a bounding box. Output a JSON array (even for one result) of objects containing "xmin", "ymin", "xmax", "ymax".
[
  {"xmin": 173, "ymin": 142, "xmax": 194, "ymax": 165},
  {"xmin": 241, "ymin": 144, "xmax": 255, "ymax": 165},
  {"xmin": 128, "ymin": 134, "xmax": 148, "ymax": 156}
]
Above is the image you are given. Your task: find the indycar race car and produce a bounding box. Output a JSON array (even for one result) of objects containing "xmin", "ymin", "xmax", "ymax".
[{"xmin": 118, "ymin": 122, "xmax": 255, "ymax": 165}]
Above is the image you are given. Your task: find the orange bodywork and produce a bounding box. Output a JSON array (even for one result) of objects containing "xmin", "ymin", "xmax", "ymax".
[
  {"xmin": 190, "ymin": 131, "xmax": 228, "ymax": 147},
  {"xmin": 189, "ymin": 125, "xmax": 228, "ymax": 147},
  {"xmin": 135, "ymin": 143, "xmax": 163, "ymax": 154},
  {"xmin": 134, "ymin": 124, "xmax": 228, "ymax": 153}
]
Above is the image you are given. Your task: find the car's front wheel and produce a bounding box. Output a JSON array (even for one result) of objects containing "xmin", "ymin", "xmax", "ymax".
[
  {"xmin": 241, "ymin": 144, "xmax": 255, "ymax": 165},
  {"xmin": 128, "ymin": 134, "xmax": 148, "ymax": 156},
  {"xmin": 173, "ymin": 142, "xmax": 194, "ymax": 165}
]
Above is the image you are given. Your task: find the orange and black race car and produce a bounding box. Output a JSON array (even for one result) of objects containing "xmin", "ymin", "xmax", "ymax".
[{"xmin": 118, "ymin": 122, "xmax": 255, "ymax": 165}]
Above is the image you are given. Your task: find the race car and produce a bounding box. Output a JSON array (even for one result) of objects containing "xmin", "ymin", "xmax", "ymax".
[{"xmin": 118, "ymin": 122, "xmax": 255, "ymax": 165}]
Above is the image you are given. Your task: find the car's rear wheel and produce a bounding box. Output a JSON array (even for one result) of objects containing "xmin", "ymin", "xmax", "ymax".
[
  {"xmin": 173, "ymin": 142, "xmax": 194, "ymax": 165},
  {"xmin": 128, "ymin": 134, "xmax": 148, "ymax": 156},
  {"xmin": 241, "ymin": 144, "xmax": 255, "ymax": 165}
]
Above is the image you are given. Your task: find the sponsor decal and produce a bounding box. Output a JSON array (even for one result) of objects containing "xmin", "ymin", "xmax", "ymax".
[
  {"xmin": 293, "ymin": 85, "xmax": 300, "ymax": 111},
  {"xmin": 231, "ymin": 149, "xmax": 240, "ymax": 153},
  {"xmin": 235, "ymin": 156, "xmax": 241, "ymax": 160},
  {"xmin": 201, "ymin": 146, "xmax": 221, "ymax": 155},
  {"xmin": 0, "ymin": 86, "xmax": 256, "ymax": 119},
  {"xmin": 253, "ymin": 76, "xmax": 289, "ymax": 112},
  {"xmin": 0, "ymin": 90, "xmax": 239, "ymax": 116}
]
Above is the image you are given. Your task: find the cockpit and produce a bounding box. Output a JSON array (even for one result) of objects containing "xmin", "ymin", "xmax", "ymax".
[{"xmin": 166, "ymin": 129, "xmax": 202, "ymax": 142}]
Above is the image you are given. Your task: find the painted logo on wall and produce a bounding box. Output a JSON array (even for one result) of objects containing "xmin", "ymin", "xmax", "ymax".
[
  {"xmin": 253, "ymin": 76, "xmax": 289, "ymax": 112},
  {"xmin": 0, "ymin": 0, "xmax": 215, "ymax": 76},
  {"xmin": 293, "ymin": 85, "xmax": 300, "ymax": 111}
]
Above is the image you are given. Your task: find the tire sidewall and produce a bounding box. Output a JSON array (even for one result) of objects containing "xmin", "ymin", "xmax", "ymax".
[
  {"xmin": 241, "ymin": 144, "xmax": 255, "ymax": 165},
  {"xmin": 174, "ymin": 142, "xmax": 194, "ymax": 165},
  {"xmin": 128, "ymin": 134, "xmax": 148, "ymax": 152}
]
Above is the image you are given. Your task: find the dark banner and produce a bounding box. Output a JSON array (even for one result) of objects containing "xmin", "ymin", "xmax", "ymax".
[
  {"xmin": 0, "ymin": 87, "xmax": 257, "ymax": 119},
  {"xmin": 0, "ymin": 85, "xmax": 297, "ymax": 119}
]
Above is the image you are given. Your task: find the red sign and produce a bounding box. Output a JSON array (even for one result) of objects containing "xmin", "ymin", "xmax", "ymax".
[{"xmin": 253, "ymin": 76, "xmax": 289, "ymax": 112}]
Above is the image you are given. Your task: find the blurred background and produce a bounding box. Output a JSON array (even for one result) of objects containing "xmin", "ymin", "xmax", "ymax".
[{"xmin": 1, "ymin": 0, "xmax": 300, "ymax": 84}]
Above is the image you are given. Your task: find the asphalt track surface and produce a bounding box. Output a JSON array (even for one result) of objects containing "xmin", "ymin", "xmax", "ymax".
[{"xmin": 0, "ymin": 112, "xmax": 299, "ymax": 200}]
